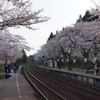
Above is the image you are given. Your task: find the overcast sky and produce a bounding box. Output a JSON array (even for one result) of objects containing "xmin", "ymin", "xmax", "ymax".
[{"xmin": 9, "ymin": 0, "xmax": 96, "ymax": 56}]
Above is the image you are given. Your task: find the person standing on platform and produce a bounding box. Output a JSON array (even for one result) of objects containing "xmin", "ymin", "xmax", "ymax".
[
  {"xmin": 7, "ymin": 64, "xmax": 12, "ymax": 79},
  {"xmin": 5, "ymin": 64, "xmax": 9, "ymax": 79}
]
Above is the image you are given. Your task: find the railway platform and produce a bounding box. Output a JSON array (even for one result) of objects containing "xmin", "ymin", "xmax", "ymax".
[{"xmin": 0, "ymin": 72, "xmax": 38, "ymax": 100}]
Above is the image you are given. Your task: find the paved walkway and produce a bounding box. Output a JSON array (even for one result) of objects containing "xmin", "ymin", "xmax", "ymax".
[{"xmin": 0, "ymin": 73, "xmax": 38, "ymax": 100}]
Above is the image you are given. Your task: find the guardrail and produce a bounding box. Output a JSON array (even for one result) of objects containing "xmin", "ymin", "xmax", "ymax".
[{"xmin": 37, "ymin": 66, "xmax": 100, "ymax": 88}]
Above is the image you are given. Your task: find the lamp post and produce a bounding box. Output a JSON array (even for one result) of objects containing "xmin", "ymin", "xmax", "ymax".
[
  {"xmin": 66, "ymin": 59, "xmax": 69, "ymax": 70},
  {"xmin": 61, "ymin": 59, "xmax": 64, "ymax": 62},
  {"xmin": 66, "ymin": 59, "xmax": 69, "ymax": 63},
  {"xmin": 73, "ymin": 59, "xmax": 76, "ymax": 63},
  {"xmin": 83, "ymin": 58, "xmax": 88, "ymax": 72},
  {"xmin": 57, "ymin": 59, "xmax": 59, "ymax": 69},
  {"xmin": 57, "ymin": 59, "xmax": 59, "ymax": 62},
  {"xmin": 84, "ymin": 58, "xmax": 87, "ymax": 63},
  {"xmin": 93, "ymin": 57, "xmax": 97, "ymax": 69}
]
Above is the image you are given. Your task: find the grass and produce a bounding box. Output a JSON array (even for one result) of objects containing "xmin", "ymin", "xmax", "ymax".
[
  {"xmin": 0, "ymin": 74, "xmax": 4, "ymax": 79},
  {"xmin": 55, "ymin": 66, "xmax": 88, "ymax": 73}
]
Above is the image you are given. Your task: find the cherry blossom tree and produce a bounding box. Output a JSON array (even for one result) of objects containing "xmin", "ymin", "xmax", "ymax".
[
  {"xmin": 35, "ymin": 22, "xmax": 100, "ymax": 70},
  {"xmin": 35, "ymin": 27, "xmax": 79, "ymax": 70},
  {"xmin": 35, "ymin": 2, "xmax": 100, "ymax": 70},
  {"xmin": 0, "ymin": 30, "xmax": 31, "ymax": 65},
  {"xmin": 74, "ymin": 22, "xmax": 100, "ymax": 59},
  {"xmin": 37, "ymin": 42, "xmax": 56, "ymax": 62},
  {"xmin": 34, "ymin": 38, "xmax": 62, "ymax": 67},
  {"xmin": 73, "ymin": 21, "xmax": 100, "ymax": 69},
  {"xmin": 0, "ymin": 0, "xmax": 49, "ymax": 30},
  {"xmin": 52, "ymin": 27, "xmax": 80, "ymax": 70}
]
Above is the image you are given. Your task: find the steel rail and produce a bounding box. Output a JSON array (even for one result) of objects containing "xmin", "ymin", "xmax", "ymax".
[
  {"xmin": 24, "ymin": 68, "xmax": 48, "ymax": 100},
  {"xmin": 34, "ymin": 67, "xmax": 100, "ymax": 96},
  {"xmin": 24, "ymin": 67, "xmax": 66, "ymax": 100}
]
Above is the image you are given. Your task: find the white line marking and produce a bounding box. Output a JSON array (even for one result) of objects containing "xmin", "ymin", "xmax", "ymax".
[{"xmin": 16, "ymin": 73, "xmax": 22, "ymax": 100}]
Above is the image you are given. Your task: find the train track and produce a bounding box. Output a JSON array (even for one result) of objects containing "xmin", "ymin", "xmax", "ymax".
[
  {"xmin": 26, "ymin": 66, "xmax": 100, "ymax": 100},
  {"xmin": 23, "ymin": 67, "xmax": 66, "ymax": 100},
  {"xmin": 36, "ymin": 66, "xmax": 100, "ymax": 96}
]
